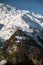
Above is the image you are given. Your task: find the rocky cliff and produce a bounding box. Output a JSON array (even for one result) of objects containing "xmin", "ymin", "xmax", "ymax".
[{"xmin": 0, "ymin": 30, "xmax": 43, "ymax": 65}]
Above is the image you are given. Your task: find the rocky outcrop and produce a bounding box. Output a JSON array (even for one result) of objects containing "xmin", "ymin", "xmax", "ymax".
[{"xmin": 0, "ymin": 30, "xmax": 43, "ymax": 65}]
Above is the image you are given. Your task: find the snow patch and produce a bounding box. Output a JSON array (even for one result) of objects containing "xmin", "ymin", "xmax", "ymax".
[{"xmin": 0, "ymin": 60, "xmax": 7, "ymax": 65}]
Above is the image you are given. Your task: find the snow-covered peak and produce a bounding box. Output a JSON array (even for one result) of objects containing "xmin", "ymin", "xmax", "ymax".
[{"xmin": 0, "ymin": 3, "xmax": 43, "ymax": 47}]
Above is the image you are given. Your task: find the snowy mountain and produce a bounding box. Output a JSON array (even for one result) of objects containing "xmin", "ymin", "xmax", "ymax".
[
  {"xmin": 0, "ymin": 3, "xmax": 43, "ymax": 65},
  {"xmin": 0, "ymin": 3, "xmax": 43, "ymax": 47}
]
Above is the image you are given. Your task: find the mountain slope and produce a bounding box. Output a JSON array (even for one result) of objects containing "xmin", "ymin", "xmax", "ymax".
[
  {"xmin": 0, "ymin": 3, "xmax": 43, "ymax": 65},
  {"xmin": 0, "ymin": 30, "xmax": 43, "ymax": 65},
  {"xmin": 0, "ymin": 3, "xmax": 43, "ymax": 47}
]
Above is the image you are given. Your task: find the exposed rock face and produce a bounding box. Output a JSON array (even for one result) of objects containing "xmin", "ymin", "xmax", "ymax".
[{"xmin": 0, "ymin": 30, "xmax": 43, "ymax": 65}]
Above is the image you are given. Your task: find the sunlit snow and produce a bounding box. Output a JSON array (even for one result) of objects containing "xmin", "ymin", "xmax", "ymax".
[{"xmin": 0, "ymin": 3, "xmax": 43, "ymax": 47}]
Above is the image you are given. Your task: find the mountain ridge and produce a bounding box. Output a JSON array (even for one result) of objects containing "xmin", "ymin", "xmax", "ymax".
[
  {"xmin": 0, "ymin": 3, "xmax": 43, "ymax": 47},
  {"xmin": 0, "ymin": 3, "xmax": 43, "ymax": 65}
]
